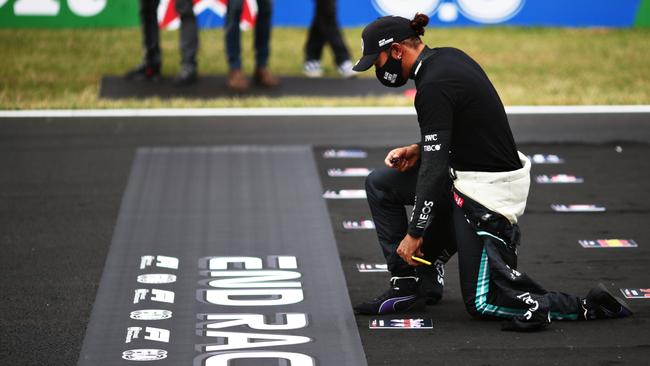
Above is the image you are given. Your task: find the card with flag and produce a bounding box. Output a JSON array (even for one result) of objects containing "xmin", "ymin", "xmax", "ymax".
[
  {"xmin": 536, "ymin": 174, "xmax": 584, "ymax": 184},
  {"xmin": 369, "ymin": 318, "xmax": 433, "ymax": 329},
  {"xmin": 551, "ymin": 204, "xmax": 606, "ymax": 212},
  {"xmin": 579, "ymin": 239, "xmax": 638, "ymax": 248},
  {"xmin": 356, "ymin": 263, "xmax": 388, "ymax": 272},
  {"xmin": 528, "ymin": 154, "xmax": 565, "ymax": 164},
  {"xmin": 620, "ymin": 288, "xmax": 650, "ymax": 299},
  {"xmin": 323, "ymin": 190, "xmax": 367, "ymax": 199},
  {"xmin": 322, "ymin": 149, "xmax": 368, "ymax": 158},
  {"xmin": 328, "ymin": 168, "xmax": 372, "ymax": 177},
  {"xmin": 343, "ymin": 220, "xmax": 375, "ymax": 229}
]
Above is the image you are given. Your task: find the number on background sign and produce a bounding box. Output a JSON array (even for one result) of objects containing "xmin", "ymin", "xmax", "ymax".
[
  {"xmin": 67, "ymin": 0, "xmax": 106, "ymax": 17},
  {"xmin": 12, "ymin": 0, "xmax": 107, "ymax": 16},
  {"xmin": 456, "ymin": 0, "xmax": 525, "ymax": 23},
  {"xmin": 371, "ymin": 0, "xmax": 441, "ymax": 18},
  {"xmin": 14, "ymin": 0, "xmax": 59, "ymax": 15}
]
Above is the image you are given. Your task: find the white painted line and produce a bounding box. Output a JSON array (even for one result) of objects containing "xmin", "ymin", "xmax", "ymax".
[{"xmin": 1, "ymin": 105, "xmax": 650, "ymax": 118}]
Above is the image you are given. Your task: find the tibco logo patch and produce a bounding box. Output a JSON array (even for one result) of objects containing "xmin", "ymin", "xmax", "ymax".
[{"xmin": 423, "ymin": 144, "xmax": 441, "ymax": 152}]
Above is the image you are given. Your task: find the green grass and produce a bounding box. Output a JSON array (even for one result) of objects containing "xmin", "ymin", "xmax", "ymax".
[{"xmin": 1, "ymin": 26, "xmax": 649, "ymax": 109}]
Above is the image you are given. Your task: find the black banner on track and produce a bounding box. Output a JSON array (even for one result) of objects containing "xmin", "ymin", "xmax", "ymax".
[{"xmin": 77, "ymin": 146, "xmax": 367, "ymax": 366}]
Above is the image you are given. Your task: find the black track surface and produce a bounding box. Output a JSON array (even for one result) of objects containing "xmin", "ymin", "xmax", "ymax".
[
  {"xmin": 315, "ymin": 144, "xmax": 650, "ymax": 366},
  {"xmin": 1, "ymin": 114, "xmax": 649, "ymax": 366},
  {"xmin": 99, "ymin": 76, "xmax": 410, "ymax": 99}
]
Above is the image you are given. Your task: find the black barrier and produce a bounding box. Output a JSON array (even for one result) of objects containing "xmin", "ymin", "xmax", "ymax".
[{"xmin": 77, "ymin": 146, "xmax": 367, "ymax": 366}]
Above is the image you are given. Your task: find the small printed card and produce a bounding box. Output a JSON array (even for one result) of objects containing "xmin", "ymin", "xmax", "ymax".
[
  {"xmin": 328, "ymin": 168, "xmax": 372, "ymax": 177},
  {"xmin": 356, "ymin": 263, "xmax": 388, "ymax": 272},
  {"xmin": 536, "ymin": 174, "xmax": 584, "ymax": 184},
  {"xmin": 323, "ymin": 190, "xmax": 367, "ymax": 199},
  {"xmin": 620, "ymin": 288, "xmax": 650, "ymax": 299},
  {"xmin": 551, "ymin": 204, "xmax": 606, "ymax": 212},
  {"xmin": 343, "ymin": 220, "xmax": 375, "ymax": 229},
  {"xmin": 528, "ymin": 154, "xmax": 565, "ymax": 164},
  {"xmin": 579, "ymin": 239, "xmax": 638, "ymax": 248},
  {"xmin": 369, "ymin": 318, "xmax": 433, "ymax": 329},
  {"xmin": 322, "ymin": 149, "xmax": 368, "ymax": 159}
]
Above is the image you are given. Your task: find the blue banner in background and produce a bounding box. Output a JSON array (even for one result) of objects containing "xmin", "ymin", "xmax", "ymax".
[
  {"xmin": 267, "ymin": 0, "xmax": 642, "ymax": 28},
  {"xmin": 1, "ymin": 0, "xmax": 643, "ymax": 29}
]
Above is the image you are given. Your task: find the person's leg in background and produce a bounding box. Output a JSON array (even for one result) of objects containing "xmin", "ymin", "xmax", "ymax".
[
  {"xmin": 303, "ymin": 1, "xmax": 326, "ymax": 78},
  {"xmin": 253, "ymin": 0, "xmax": 280, "ymax": 87},
  {"xmin": 354, "ymin": 165, "xmax": 456, "ymax": 314},
  {"xmin": 125, "ymin": 0, "xmax": 162, "ymax": 80},
  {"xmin": 174, "ymin": 0, "xmax": 199, "ymax": 85},
  {"xmin": 225, "ymin": 0, "xmax": 249, "ymax": 90},
  {"xmin": 315, "ymin": 0, "xmax": 355, "ymax": 78}
]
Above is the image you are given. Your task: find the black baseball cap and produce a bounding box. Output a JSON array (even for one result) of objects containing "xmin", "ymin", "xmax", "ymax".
[{"xmin": 352, "ymin": 16, "xmax": 418, "ymax": 72}]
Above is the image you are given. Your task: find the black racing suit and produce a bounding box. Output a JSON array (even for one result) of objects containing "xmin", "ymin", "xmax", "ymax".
[{"xmin": 365, "ymin": 46, "xmax": 583, "ymax": 321}]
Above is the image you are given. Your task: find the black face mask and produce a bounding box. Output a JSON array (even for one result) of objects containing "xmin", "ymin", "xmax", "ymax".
[{"xmin": 375, "ymin": 54, "xmax": 408, "ymax": 88}]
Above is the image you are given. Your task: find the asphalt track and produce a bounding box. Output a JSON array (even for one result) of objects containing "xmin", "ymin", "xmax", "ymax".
[{"xmin": 1, "ymin": 110, "xmax": 649, "ymax": 365}]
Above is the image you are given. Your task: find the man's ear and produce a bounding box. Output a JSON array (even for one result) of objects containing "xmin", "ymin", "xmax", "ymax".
[{"xmin": 389, "ymin": 43, "xmax": 403, "ymax": 60}]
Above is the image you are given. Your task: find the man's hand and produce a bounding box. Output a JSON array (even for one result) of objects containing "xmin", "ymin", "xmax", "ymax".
[
  {"xmin": 384, "ymin": 144, "xmax": 420, "ymax": 172},
  {"xmin": 396, "ymin": 234, "xmax": 424, "ymax": 266}
]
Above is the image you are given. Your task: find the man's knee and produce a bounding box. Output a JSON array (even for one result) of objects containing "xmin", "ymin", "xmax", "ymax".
[
  {"xmin": 464, "ymin": 303, "xmax": 482, "ymax": 318},
  {"xmin": 365, "ymin": 168, "xmax": 388, "ymax": 199},
  {"xmin": 365, "ymin": 169, "xmax": 378, "ymax": 190}
]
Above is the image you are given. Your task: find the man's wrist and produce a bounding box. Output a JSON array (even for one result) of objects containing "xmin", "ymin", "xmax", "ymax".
[{"xmin": 407, "ymin": 228, "xmax": 423, "ymax": 239}]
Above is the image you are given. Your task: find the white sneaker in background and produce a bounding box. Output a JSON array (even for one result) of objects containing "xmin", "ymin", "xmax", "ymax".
[
  {"xmin": 303, "ymin": 60, "xmax": 324, "ymax": 78},
  {"xmin": 337, "ymin": 60, "xmax": 357, "ymax": 79}
]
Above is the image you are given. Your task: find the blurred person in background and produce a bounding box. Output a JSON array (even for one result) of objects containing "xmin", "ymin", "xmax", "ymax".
[
  {"xmin": 225, "ymin": 0, "xmax": 279, "ymax": 91},
  {"xmin": 125, "ymin": 0, "xmax": 199, "ymax": 86},
  {"xmin": 303, "ymin": 0, "xmax": 356, "ymax": 79}
]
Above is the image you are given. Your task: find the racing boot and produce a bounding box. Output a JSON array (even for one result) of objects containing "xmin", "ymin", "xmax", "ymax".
[
  {"xmin": 416, "ymin": 260, "xmax": 445, "ymax": 305},
  {"xmin": 582, "ymin": 283, "xmax": 633, "ymax": 320},
  {"xmin": 354, "ymin": 276, "xmax": 418, "ymax": 315}
]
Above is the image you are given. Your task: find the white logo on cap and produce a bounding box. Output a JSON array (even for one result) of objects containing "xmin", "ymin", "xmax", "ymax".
[
  {"xmin": 378, "ymin": 38, "xmax": 394, "ymax": 47},
  {"xmin": 360, "ymin": 38, "xmax": 364, "ymax": 53}
]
